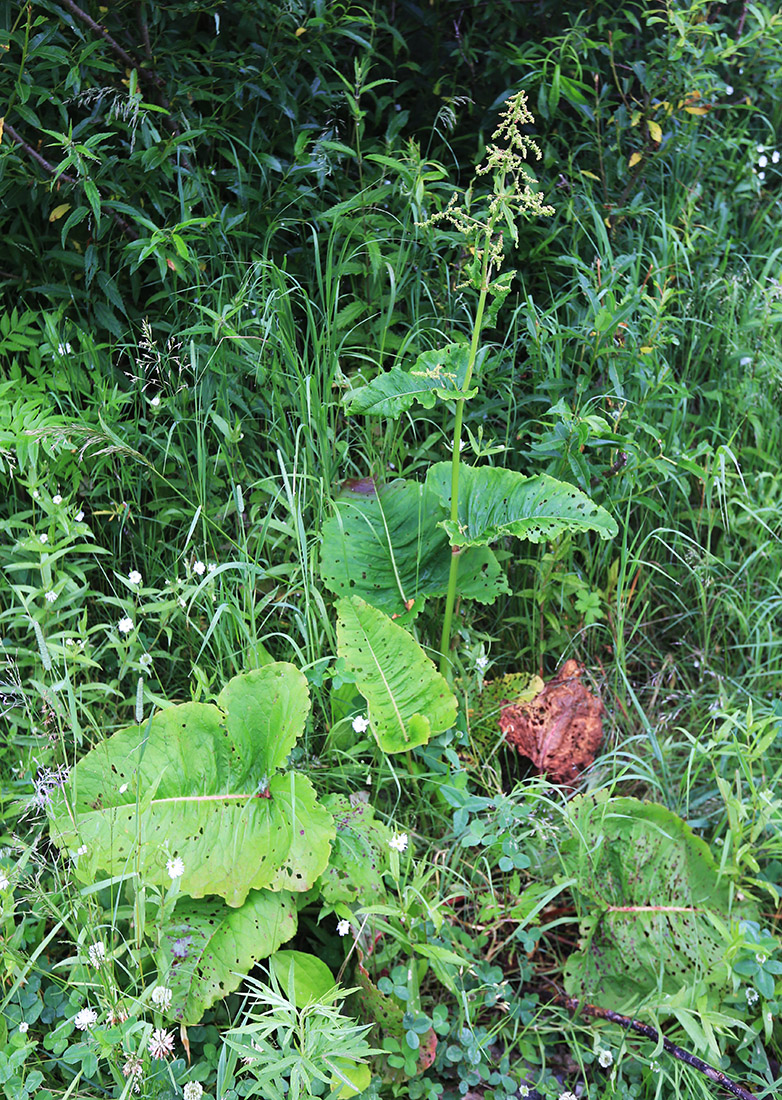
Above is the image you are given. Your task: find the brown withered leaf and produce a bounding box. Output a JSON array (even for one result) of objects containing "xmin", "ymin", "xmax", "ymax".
[{"xmin": 498, "ymin": 659, "xmax": 604, "ymax": 785}]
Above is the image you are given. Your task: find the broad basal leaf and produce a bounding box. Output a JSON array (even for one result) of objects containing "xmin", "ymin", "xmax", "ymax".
[
  {"xmin": 317, "ymin": 794, "xmax": 391, "ymax": 905},
  {"xmin": 426, "ymin": 463, "xmax": 619, "ymax": 545},
  {"xmin": 561, "ymin": 795, "xmax": 760, "ymax": 1011},
  {"xmin": 336, "ymin": 596, "xmax": 457, "ymax": 752},
  {"xmin": 344, "ymin": 344, "xmax": 479, "ymax": 418},
  {"xmin": 320, "ymin": 478, "xmax": 510, "ymax": 623},
  {"xmin": 159, "ymin": 888, "xmax": 296, "ymax": 1025},
  {"xmin": 48, "ymin": 665, "xmax": 335, "ymax": 906},
  {"xmin": 271, "ymin": 950, "xmax": 336, "ymax": 1007}
]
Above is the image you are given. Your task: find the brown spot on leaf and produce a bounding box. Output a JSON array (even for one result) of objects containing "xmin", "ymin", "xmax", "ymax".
[{"xmin": 498, "ymin": 659, "xmax": 604, "ymax": 785}]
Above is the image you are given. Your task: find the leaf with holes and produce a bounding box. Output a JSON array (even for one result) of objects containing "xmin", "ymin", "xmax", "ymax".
[
  {"xmin": 425, "ymin": 463, "xmax": 619, "ymax": 545},
  {"xmin": 317, "ymin": 795, "xmax": 392, "ymax": 905},
  {"xmin": 159, "ymin": 888, "xmax": 297, "ymax": 1025},
  {"xmin": 336, "ymin": 596, "xmax": 457, "ymax": 753},
  {"xmin": 561, "ymin": 795, "xmax": 760, "ymax": 1011},
  {"xmin": 320, "ymin": 477, "xmax": 510, "ymax": 623},
  {"xmin": 343, "ymin": 344, "xmax": 482, "ymax": 417},
  {"xmin": 47, "ymin": 664, "xmax": 335, "ymax": 906}
]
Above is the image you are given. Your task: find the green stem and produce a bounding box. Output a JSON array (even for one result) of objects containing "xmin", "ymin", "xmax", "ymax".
[{"xmin": 438, "ymin": 247, "xmax": 493, "ymax": 678}]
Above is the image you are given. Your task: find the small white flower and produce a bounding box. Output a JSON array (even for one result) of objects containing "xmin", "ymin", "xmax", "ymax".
[
  {"xmin": 118, "ymin": 616, "xmax": 134, "ymax": 635},
  {"xmin": 758, "ymin": 155, "xmax": 768, "ymax": 168},
  {"xmin": 167, "ymin": 856, "xmax": 185, "ymax": 879},
  {"xmin": 148, "ymin": 1027, "xmax": 175, "ymax": 1059},
  {"xmin": 366, "ymin": 773, "xmax": 372, "ymax": 786},
  {"xmin": 773, "ymin": 151, "xmax": 780, "ymax": 164},
  {"xmin": 746, "ymin": 987, "xmax": 759, "ymax": 1006},
  {"xmin": 352, "ymin": 715, "xmax": 370, "ymax": 733},
  {"xmin": 128, "ymin": 569, "xmax": 142, "ymax": 585},
  {"xmin": 74, "ymin": 1007, "xmax": 98, "ymax": 1030},
  {"xmin": 151, "ymin": 985, "xmax": 173, "ymax": 1010},
  {"xmin": 560, "ymin": 1093, "xmax": 578, "ymax": 1100},
  {"xmin": 459, "ymin": 438, "xmax": 466, "ymax": 451},
  {"xmin": 336, "ymin": 919, "xmax": 351, "ymax": 937},
  {"xmin": 740, "ymin": 356, "xmax": 752, "ymax": 366},
  {"xmin": 758, "ymin": 144, "xmax": 766, "ymax": 153},
  {"xmin": 75, "ymin": 510, "xmax": 85, "ymax": 522},
  {"xmin": 183, "ymin": 1084, "xmax": 204, "ymax": 1100},
  {"xmin": 518, "ymin": 1088, "xmax": 530, "ymax": 1099},
  {"xmin": 598, "ymin": 1048, "xmax": 613, "ymax": 1068},
  {"xmin": 757, "ymin": 954, "xmax": 768, "ymax": 965},
  {"xmin": 150, "ymin": 395, "xmax": 161, "ymax": 407},
  {"xmin": 475, "ymin": 654, "xmax": 489, "ymax": 672},
  {"xmin": 207, "ymin": 562, "xmax": 217, "ymax": 573},
  {"xmin": 139, "ymin": 653, "xmax": 153, "ymax": 670},
  {"xmin": 52, "ymin": 494, "xmax": 63, "ymax": 505},
  {"xmin": 725, "ymin": 84, "xmax": 733, "ymax": 95},
  {"xmin": 59, "ymin": 343, "xmax": 72, "ymax": 355},
  {"xmin": 193, "ymin": 560, "xmax": 206, "ymax": 576},
  {"xmin": 45, "ymin": 591, "xmax": 56, "ymax": 603},
  {"xmin": 18, "ymin": 1022, "xmax": 29, "ymax": 1034},
  {"xmin": 88, "ymin": 941, "xmax": 106, "ymax": 968},
  {"xmin": 39, "ymin": 533, "xmax": 48, "ymax": 544},
  {"xmin": 759, "ymin": 171, "xmax": 766, "ymax": 181},
  {"xmin": 32, "ymin": 490, "xmax": 40, "ymax": 499},
  {"xmin": 389, "ymin": 833, "xmax": 409, "ymax": 852},
  {"xmin": 76, "ymin": 844, "xmax": 88, "ymax": 857}
]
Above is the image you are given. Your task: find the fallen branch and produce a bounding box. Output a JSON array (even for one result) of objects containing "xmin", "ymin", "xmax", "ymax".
[{"xmin": 562, "ymin": 993, "xmax": 759, "ymax": 1100}]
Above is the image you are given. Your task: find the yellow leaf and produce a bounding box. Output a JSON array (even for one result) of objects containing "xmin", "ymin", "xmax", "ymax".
[
  {"xmin": 49, "ymin": 203, "xmax": 71, "ymax": 222},
  {"xmin": 629, "ymin": 152, "xmax": 643, "ymax": 168},
  {"xmin": 0, "ymin": 117, "xmax": 4, "ymax": 145},
  {"xmin": 631, "ymin": 111, "xmax": 641, "ymax": 127},
  {"xmin": 580, "ymin": 170, "xmax": 601, "ymax": 180},
  {"xmin": 684, "ymin": 106, "xmax": 710, "ymax": 115},
  {"xmin": 640, "ymin": 346, "xmax": 654, "ymax": 354},
  {"xmin": 647, "ymin": 120, "xmax": 662, "ymax": 144},
  {"xmin": 295, "ymin": 25, "xmax": 306, "ymax": 36}
]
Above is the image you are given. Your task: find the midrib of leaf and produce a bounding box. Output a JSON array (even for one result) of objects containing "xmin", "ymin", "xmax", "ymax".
[{"xmin": 354, "ymin": 611, "xmax": 407, "ymax": 742}]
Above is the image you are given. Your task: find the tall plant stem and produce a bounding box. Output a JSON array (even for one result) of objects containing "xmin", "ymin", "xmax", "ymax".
[{"xmin": 438, "ymin": 247, "xmax": 492, "ymax": 678}]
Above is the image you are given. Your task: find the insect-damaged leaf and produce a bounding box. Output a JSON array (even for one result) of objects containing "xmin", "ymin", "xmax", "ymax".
[
  {"xmin": 336, "ymin": 595, "xmax": 457, "ymax": 752},
  {"xmin": 426, "ymin": 463, "xmax": 619, "ymax": 546},
  {"xmin": 47, "ymin": 664, "xmax": 334, "ymax": 906}
]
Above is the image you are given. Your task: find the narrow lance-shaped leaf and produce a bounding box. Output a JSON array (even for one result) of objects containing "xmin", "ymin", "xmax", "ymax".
[
  {"xmin": 337, "ymin": 596, "xmax": 457, "ymax": 753},
  {"xmin": 344, "ymin": 344, "xmax": 482, "ymax": 418},
  {"xmin": 426, "ymin": 462, "xmax": 619, "ymax": 546}
]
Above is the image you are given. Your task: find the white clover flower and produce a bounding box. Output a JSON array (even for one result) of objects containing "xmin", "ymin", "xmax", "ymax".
[
  {"xmin": 118, "ymin": 616, "xmax": 134, "ymax": 635},
  {"xmin": 148, "ymin": 1027, "xmax": 175, "ymax": 1059},
  {"xmin": 207, "ymin": 562, "xmax": 217, "ymax": 573},
  {"xmin": 193, "ymin": 560, "xmax": 206, "ymax": 576},
  {"xmin": 352, "ymin": 715, "xmax": 369, "ymax": 733},
  {"xmin": 773, "ymin": 151, "xmax": 780, "ymax": 164},
  {"xmin": 758, "ymin": 155, "xmax": 768, "ymax": 168},
  {"xmin": 74, "ymin": 1006, "xmax": 98, "ymax": 1030},
  {"xmin": 151, "ymin": 985, "xmax": 173, "ymax": 1010},
  {"xmin": 183, "ymin": 1084, "xmax": 204, "ymax": 1100},
  {"xmin": 52, "ymin": 494, "xmax": 63, "ymax": 505},
  {"xmin": 725, "ymin": 84, "xmax": 733, "ymax": 95},
  {"xmin": 336, "ymin": 919, "xmax": 351, "ymax": 937},
  {"xmin": 45, "ymin": 591, "xmax": 56, "ymax": 603},
  {"xmin": 39, "ymin": 534, "xmax": 48, "ymax": 544},
  {"xmin": 88, "ymin": 941, "xmax": 106, "ymax": 968},
  {"xmin": 167, "ymin": 856, "xmax": 185, "ymax": 879},
  {"xmin": 18, "ymin": 1022, "xmax": 29, "ymax": 1034},
  {"xmin": 746, "ymin": 987, "xmax": 759, "ymax": 1006},
  {"xmin": 389, "ymin": 833, "xmax": 409, "ymax": 852},
  {"xmin": 139, "ymin": 653, "xmax": 153, "ymax": 670},
  {"xmin": 759, "ymin": 171, "xmax": 766, "ymax": 181},
  {"xmin": 75, "ymin": 510, "xmax": 85, "ymax": 522},
  {"xmin": 150, "ymin": 395, "xmax": 161, "ymax": 407},
  {"xmin": 128, "ymin": 569, "xmax": 142, "ymax": 585},
  {"xmin": 123, "ymin": 1054, "xmax": 143, "ymax": 1082},
  {"xmin": 598, "ymin": 1048, "xmax": 613, "ymax": 1068},
  {"xmin": 76, "ymin": 844, "xmax": 88, "ymax": 857}
]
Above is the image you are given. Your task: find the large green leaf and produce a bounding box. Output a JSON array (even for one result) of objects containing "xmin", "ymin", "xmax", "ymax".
[
  {"xmin": 561, "ymin": 795, "xmax": 760, "ymax": 1011},
  {"xmin": 426, "ymin": 463, "xmax": 619, "ymax": 545},
  {"xmin": 320, "ymin": 478, "xmax": 510, "ymax": 623},
  {"xmin": 271, "ymin": 950, "xmax": 336, "ymax": 1007},
  {"xmin": 48, "ymin": 666, "xmax": 335, "ymax": 906},
  {"xmin": 343, "ymin": 344, "xmax": 478, "ymax": 417},
  {"xmin": 159, "ymin": 888, "xmax": 297, "ymax": 1025},
  {"xmin": 317, "ymin": 795, "xmax": 391, "ymax": 905},
  {"xmin": 336, "ymin": 596, "xmax": 457, "ymax": 753}
]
